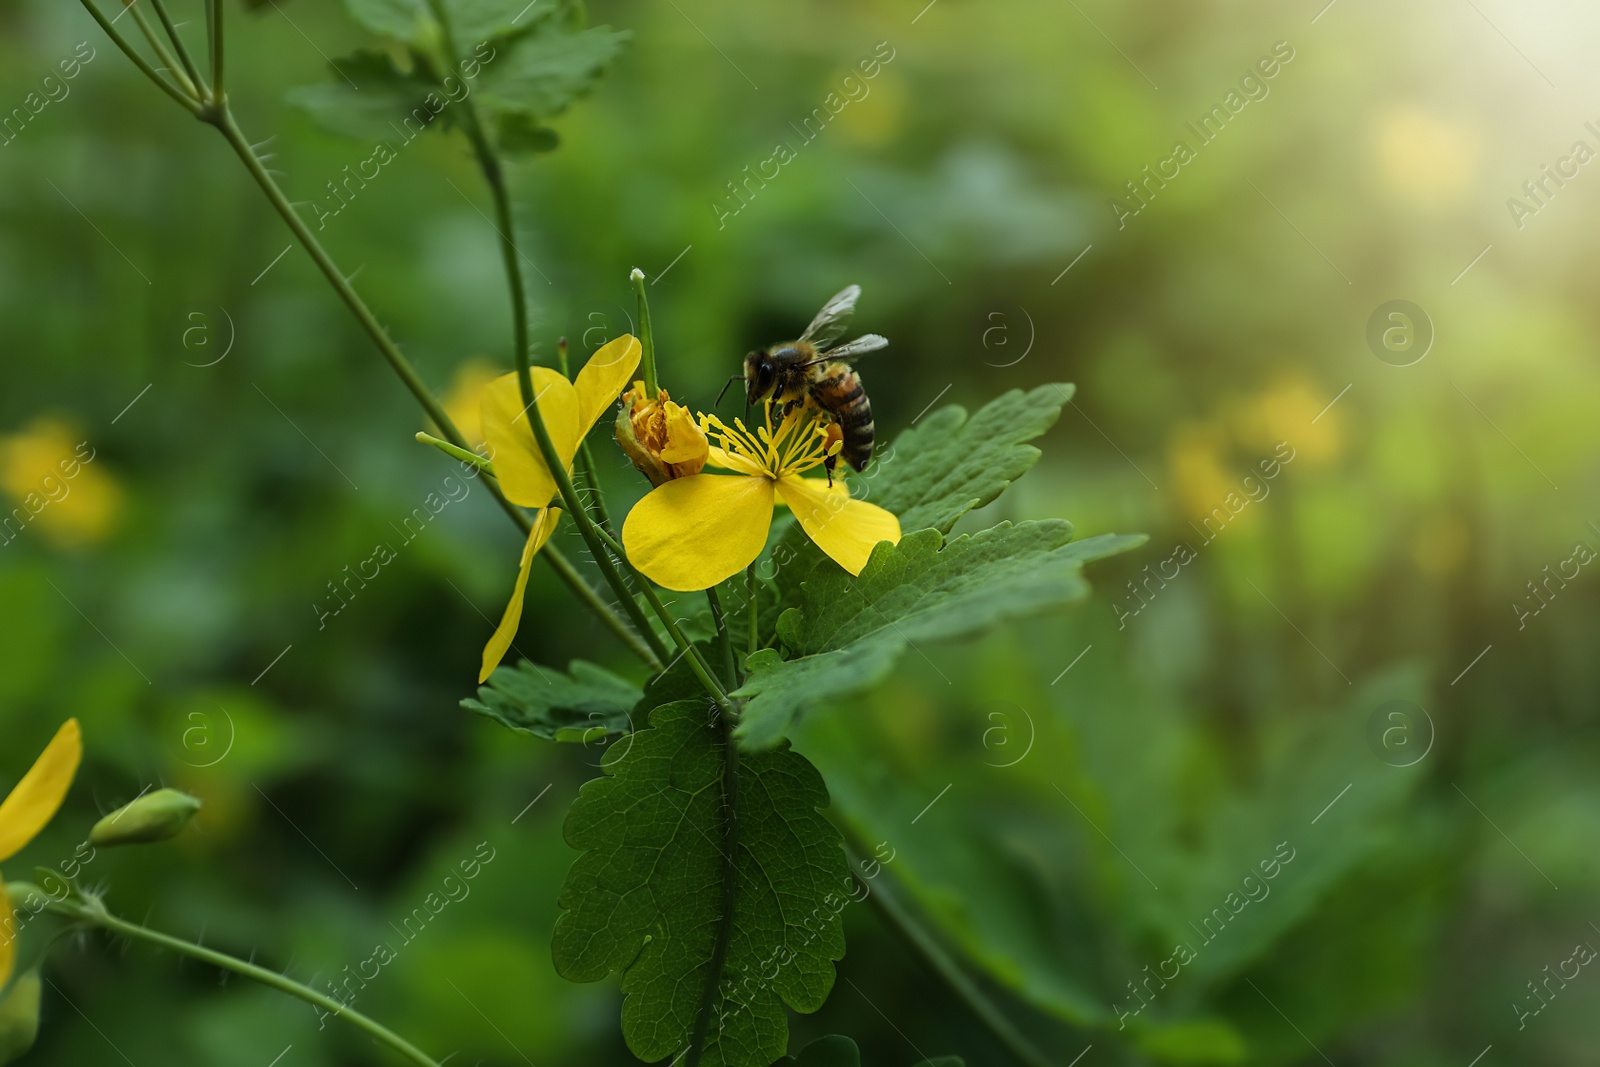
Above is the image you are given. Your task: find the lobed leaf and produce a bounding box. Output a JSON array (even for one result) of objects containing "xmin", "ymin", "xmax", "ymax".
[
  {"xmin": 475, "ymin": 24, "xmax": 631, "ymax": 120},
  {"xmin": 870, "ymin": 383, "xmax": 1076, "ymax": 534},
  {"xmin": 287, "ymin": 51, "xmax": 434, "ymax": 141},
  {"xmin": 463, "ymin": 659, "xmax": 640, "ymax": 741},
  {"xmin": 552, "ymin": 700, "xmax": 850, "ymax": 1067},
  {"xmin": 735, "ymin": 524, "xmax": 1144, "ymax": 749}
]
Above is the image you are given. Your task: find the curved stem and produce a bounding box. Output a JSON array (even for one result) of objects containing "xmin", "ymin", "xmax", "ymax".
[
  {"xmin": 77, "ymin": 0, "xmax": 200, "ymax": 111},
  {"xmin": 843, "ymin": 840, "xmax": 1056, "ymax": 1067},
  {"xmin": 591, "ymin": 525, "xmax": 734, "ymax": 712},
  {"xmin": 61, "ymin": 901, "xmax": 441, "ymax": 1067},
  {"xmin": 200, "ymin": 106, "xmax": 659, "ymax": 668}
]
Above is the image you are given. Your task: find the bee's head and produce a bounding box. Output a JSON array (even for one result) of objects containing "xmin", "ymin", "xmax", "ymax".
[{"xmin": 744, "ymin": 350, "xmax": 777, "ymax": 406}]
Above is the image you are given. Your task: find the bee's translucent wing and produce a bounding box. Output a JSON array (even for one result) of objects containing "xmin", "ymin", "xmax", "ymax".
[
  {"xmin": 799, "ymin": 285, "xmax": 862, "ymax": 346},
  {"xmin": 819, "ymin": 333, "xmax": 889, "ymax": 362}
]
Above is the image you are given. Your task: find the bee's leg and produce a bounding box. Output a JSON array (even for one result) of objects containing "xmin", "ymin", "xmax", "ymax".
[{"xmin": 824, "ymin": 453, "xmax": 836, "ymax": 488}]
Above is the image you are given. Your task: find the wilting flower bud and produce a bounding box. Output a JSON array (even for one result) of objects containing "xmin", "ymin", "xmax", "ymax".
[
  {"xmin": 615, "ymin": 381, "xmax": 709, "ymax": 487},
  {"xmin": 0, "ymin": 970, "xmax": 41, "ymax": 1064},
  {"xmin": 89, "ymin": 789, "xmax": 201, "ymax": 847}
]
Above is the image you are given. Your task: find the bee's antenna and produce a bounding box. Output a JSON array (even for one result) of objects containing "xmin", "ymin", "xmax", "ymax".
[{"xmin": 714, "ymin": 374, "xmax": 744, "ymax": 407}]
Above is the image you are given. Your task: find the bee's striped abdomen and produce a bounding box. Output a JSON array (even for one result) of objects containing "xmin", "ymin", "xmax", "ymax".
[{"xmin": 814, "ymin": 363, "xmax": 874, "ymax": 472}]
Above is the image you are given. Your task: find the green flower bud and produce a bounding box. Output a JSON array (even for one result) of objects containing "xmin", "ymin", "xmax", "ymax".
[
  {"xmin": 1, "ymin": 883, "xmax": 49, "ymax": 915},
  {"xmin": 0, "ymin": 970, "xmax": 41, "ymax": 1064},
  {"xmin": 89, "ymin": 789, "xmax": 201, "ymax": 847}
]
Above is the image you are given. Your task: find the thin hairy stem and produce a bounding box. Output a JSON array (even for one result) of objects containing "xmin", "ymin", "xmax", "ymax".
[
  {"xmin": 147, "ymin": 0, "xmax": 207, "ymax": 96},
  {"xmin": 591, "ymin": 525, "xmax": 733, "ymax": 711},
  {"xmin": 207, "ymin": 0, "xmax": 223, "ymax": 96},
  {"xmin": 707, "ymin": 585, "xmax": 736, "ymax": 688},
  {"xmin": 200, "ymin": 106, "xmax": 660, "ymax": 668},
  {"xmin": 630, "ymin": 267, "xmax": 659, "ymax": 396},
  {"xmin": 79, "ymin": 0, "xmax": 200, "ymax": 109},
  {"xmin": 575, "ymin": 440, "xmax": 617, "ymax": 535},
  {"xmin": 56, "ymin": 899, "xmax": 441, "ymax": 1067}
]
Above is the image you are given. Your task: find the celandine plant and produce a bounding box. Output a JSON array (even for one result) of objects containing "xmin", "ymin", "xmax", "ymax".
[{"xmin": 14, "ymin": 1, "xmax": 1143, "ymax": 1065}]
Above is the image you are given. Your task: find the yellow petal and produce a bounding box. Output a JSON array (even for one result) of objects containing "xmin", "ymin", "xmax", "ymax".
[
  {"xmin": 0, "ymin": 878, "xmax": 11, "ymax": 991},
  {"xmin": 0, "ymin": 720, "xmax": 82, "ymax": 864},
  {"xmin": 481, "ymin": 369, "xmax": 582, "ymax": 509},
  {"xmin": 776, "ymin": 476, "xmax": 901, "ymax": 577},
  {"xmin": 573, "ymin": 336, "xmax": 642, "ymax": 434},
  {"xmin": 623, "ymin": 474, "xmax": 775, "ymax": 591},
  {"xmin": 704, "ymin": 446, "xmax": 765, "ymax": 477},
  {"xmin": 660, "ymin": 402, "xmax": 708, "ymax": 466},
  {"xmin": 480, "ymin": 509, "xmax": 562, "ymax": 683}
]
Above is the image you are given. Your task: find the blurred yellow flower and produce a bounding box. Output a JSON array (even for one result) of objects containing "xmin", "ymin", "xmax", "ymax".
[
  {"xmin": 478, "ymin": 336, "xmax": 641, "ymax": 682},
  {"xmin": 1237, "ymin": 377, "xmax": 1344, "ymax": 464},
  {"xmin": 1168, "ymin": 423, "xmax": 1237, "ymax": 523},
  {"xmin": 0, "ymin": 720, "xmax": 81, "ymax": 991},
  {"xmin": 438, "ymin": 359, "xmax": 500, "ymax": 449},
  {"xmin": 623, "ymin": 401, "xmax": 900, "ymax": 591},
  {"xmin": 1374, "ymin": 104, "xmax": 1482, "ymax": 207},
  {"xmin": 0, "ymin": 419, "xmax": 120, "ymax": 548}
]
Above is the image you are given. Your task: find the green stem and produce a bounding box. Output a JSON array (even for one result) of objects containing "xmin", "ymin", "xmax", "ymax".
[
  {"xmin": 591, "ymin": 525, "xmax": 734, "ymax": 712},
  {"xmin": 201, "ymin": 106, "xmax": 658, "ymax": 668},
  {"xmin": 123, "ymin": 0, "xmax": 200, "ymax": 99},
  {"xmin": 630, "ymin": 268, "xmax": 659, "ymax": 396},
  {"xmin": 575, "ymin": 440, "xmax": 616, "ymax": 535},
  {"xmin": 415, "ymin": 432, "xmax": 494, "ymax": 474},
  {"xmin": 62, "ymin": 900, "xmax": 441, "ymax": 1067},
  {"xmin": 78, "ymin": 0, "xmax": 196, "ymax": 110},
  {"xmin": 707, "ymin": 586, "xmax": 736, "ymax": 688},
  {"xmin": 746, "ymin": 564, "xmax": 758, "ymax": 661},
  {"xmin": 686, "ymin": 707, "xmax": 740, "ymax": 1067},
  {"xmin": 147, "ymin": 0, "xmax": 207, "ymax": 97},
  {"xmin": 208, "ymin": 0, "xmax": 224, "ymax": 97},
  {"xmin": 423, "ymin": 0, "xmax": 670, "ymax": 670},
  {"xmin": 843, "ymin": 840, "xmax": 1056, "ymax": 1067}
]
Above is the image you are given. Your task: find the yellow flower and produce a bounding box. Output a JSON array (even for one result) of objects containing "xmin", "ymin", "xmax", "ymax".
[
  {"xmin": 614, "ymin": 381, "xmax": 709, "ymax": 487},
  {"xmin": 478, "ymin": 336, "xmax": 641, "ymax": 682},
  {"xmin": 437, "ymin": 358, "xmax": 500, "ymax": 449},
  {"xmin": 0, "ymin": 419, "xmax": 121, "ymax": 548},
  {"xmin": 0, "ymin": 720, "xmax": 81, "ymax": 991},
  {"xmin": 623, "ymin": 402, "xmax": 901, "ymax": 592}
]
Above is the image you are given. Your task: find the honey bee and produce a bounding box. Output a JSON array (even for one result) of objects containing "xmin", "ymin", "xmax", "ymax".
[{"xmin": 721, "ymin": 285, "xmax": 888, "ymax": 478}]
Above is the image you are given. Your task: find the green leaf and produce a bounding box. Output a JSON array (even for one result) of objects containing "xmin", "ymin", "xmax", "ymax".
[
  {"xmin": 496, "ymin": 111, "xmax": 561, "ymax": 155},
  {"xmin": 287, "ymin": 51, "xmax": 434, "ymax": 141},
  {"xmin": 871, "ymin": 383, "xmax": 1075, "ymax": 534},
  {"xmin": 462, "ymin": 659, "xmax": 641, "ymax": 741},
  {"xmin": 782, "ymin": 1035, "xmax": 964, "ymax": 1066},
  {"xmin": 446, "ymin": 0, "xmax": 567, "ymax": 48},
  {"xmin": 476, "ymin": 24, "xmax": 631, "ymax": 119},
  {"xmin": 552, "ymin": 701, "xmax": 850, "ymax": 1067},
  {"xmin": 343, "ymin": 0, "xmax": 431, "ymax": 43},
  {"xmin": 1136, "ymin": 1018, "xmax": 1248, "ymax": 1065},
  {"xmin": 735, "ymin": 524, "xmax": 1143, "ymax": 748}
]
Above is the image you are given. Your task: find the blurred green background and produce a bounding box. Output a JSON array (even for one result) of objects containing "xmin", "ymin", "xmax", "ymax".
[{"xmin": 2, "ymin": 0, "xmax": 1597, "ymax": 1063}]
